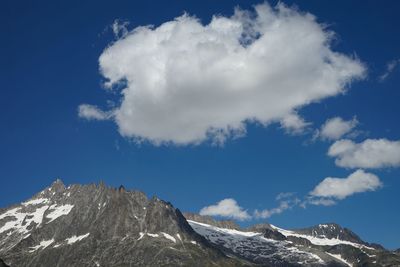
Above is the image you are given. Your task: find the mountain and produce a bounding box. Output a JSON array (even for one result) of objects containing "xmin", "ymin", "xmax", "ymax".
[
  {"xmin": 184, "ymin": 213, "xmax": 400, "ymax": 267},
  {"xmin": 0, "ymin": 180, "xmax": 244, "ymax": 267},
  {"xmin": 1, "ymin": 180, "xmax": 399, "ymax": 267}
]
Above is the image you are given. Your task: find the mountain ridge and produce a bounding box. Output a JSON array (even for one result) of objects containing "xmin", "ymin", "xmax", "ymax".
[{"xmin": 0, "ymin": 180, "xmax": 399, "ymax": 267}]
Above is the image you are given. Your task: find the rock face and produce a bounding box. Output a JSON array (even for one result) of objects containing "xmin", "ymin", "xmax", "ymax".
[
  {"xmin": 0, "ymin": 259, "xmax": 9, "ymax": 267},
  {"xmin": 1, "ymin": 180, "xmax": 400, "ymax": 267},
  {"xmin": 0, "ymin": 180, "xmax": 245, "ymax": 267}
]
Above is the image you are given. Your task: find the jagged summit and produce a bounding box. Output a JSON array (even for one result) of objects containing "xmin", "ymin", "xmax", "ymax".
[
  {"xmin": 49, "ymin": 178, "xmax": 65, "ymax": 191},
  {"xmin": 294, "ymin": 223, "xmax": 363, "ymax": 243}
]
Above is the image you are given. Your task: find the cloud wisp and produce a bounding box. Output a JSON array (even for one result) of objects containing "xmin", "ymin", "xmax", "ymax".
[
  {"xmin": 328, "ymin": 138, "xmax": 400, "ymax": 169},
  {"xmin": 379, "ymin": 59, "xmax": 400, "ymax": 82},
  {"xmin": 79, "ymin": 2, "xmax": 365, "ymax": 145},
  {"xmin": 254, "ymin": 193, "xmax": 300, "ymax": 219},
  {"xmin": 280, "ymin": 113, "xmax": 312, "ymax": 135},
  {"xmin": 78, "ymin": 104, "xmax": 113, "ymax": 121},
  {"xmin": 314, "ymin": 116, "xmax": 359, "ymax": 141}
]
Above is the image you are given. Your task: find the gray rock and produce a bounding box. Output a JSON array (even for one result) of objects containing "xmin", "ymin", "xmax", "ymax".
[{"xmin": 0, "ymin": 259, "xmax": 9, "ymax": 267}]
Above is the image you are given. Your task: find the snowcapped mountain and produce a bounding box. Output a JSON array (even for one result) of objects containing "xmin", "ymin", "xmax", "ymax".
[
  {"xmin": 184, "ymin": 214, "xmax": 400, "ymax": 267},
  {"xmin": 0, "ymin": 180, "xmax": 399, "ymax": 267}
]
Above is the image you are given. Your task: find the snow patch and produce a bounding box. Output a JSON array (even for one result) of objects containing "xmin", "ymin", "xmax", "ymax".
[
  {"xmin": 161, "ymin": 232, "xmax": 176, "ymax": 243},
  {"xmin": 270, "ymin": 224, "xmax": 374, "ymax": 250},
  {"xmin": 0, "ymin": 205, "xmax": 49, "ymax": 234},
  {"xmin": 46, "ymin": 204, "xmax": 74, "ymax": 223},
  {"xmin": 176, "ymin": 233, "xmax": 182, "ymax": 241},
  {"xmin": 146, "ymin": 233, "xmax": 159, "ymax": 238},
  {"xmin": 29, "ymin": 239, "xmax": 54, "ymax": 252},
  {"xmin": 138, "ymin": 232, "xmax": 145, "ymax": 240},
  {"xmin": 327, "ymin": 252, "xmax": 353, "ymax": 267},
  {"xmin": 23, "ymin": 198, "xmax": 49, "ymax": 206},
  {"xmin": 66, "ymin": 233, "xmax": 90, "ymax": 244}
]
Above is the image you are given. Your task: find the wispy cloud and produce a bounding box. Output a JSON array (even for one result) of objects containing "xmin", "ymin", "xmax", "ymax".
[
  {"xmin": 280, "ymin": 113, "xmax": 312, "ymax": 135},
  {"xmin": 379, "ymin": 59, "xmax": 400, "ymax": 82},
  {"xmin": 254, "ymin": 193, "xmax": 300, "ymax": 219},
  {"xmin": 314, "ymin": 116, "xmax": 359, "ymax": 141},
  {"xmin": 78, "ymin": 104, "xmax": 113, "ymax": 121}
]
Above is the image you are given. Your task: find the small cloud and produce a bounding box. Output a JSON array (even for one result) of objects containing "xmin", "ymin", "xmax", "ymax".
[
  {"xmin": 328, "ymin": 138, "xmax": 400, "ymax": 169},
  {"xmin": 302, "ymin": 197, "xmax": 336, "ymax": 207},
  {"xmin": 254, "ymin": 193, "xmax": 300, "ymax": 219},
  {"xmin": 254, "ymin": 201, "xmax": 290, "ymax": 219},
  {"xmin": 276, "ymin": 192, "xmax": 295, "ymax": 200},
  {"xmin": 199, "ymin": 198, "xmax": 251, "ymax": 221},
  {"xmin": 280, "ymin": 113, "xmax": 312, "ymax": 135},
  {"xmin": 314, "ymin": 116, "xmax": 358, "ymax": 141},
  {"xmin": 379, "ymin": 59, "xmax": 400, "ymax": 82},
  {"xmin": 78, "ymin": 104, "xmax": 112, "ymax": 121},
  {"xmin": 310, "ymin": 169, "xmax": 382, "ymax": 200}
]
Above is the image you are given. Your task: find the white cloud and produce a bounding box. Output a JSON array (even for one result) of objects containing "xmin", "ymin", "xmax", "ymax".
[
  {"xmin": 305, "ymin": 197, "xmax": 336, "ymax": 207},
  {"xmin": 254, "ymin": 193, "xmax": 300, "ymax": 219},
  {"xmin": 280, "ymin": 113, "xmax": 311, "ymax": 135},
  {"xmin": 254, "ymin": 201, "xmax": 291, "ymax": 219},
  {"xmin": 316, "ymin": 116, "xmax": 358, "ymax": 140},
  {"xmin": 379, "ymin": 59, "xmax": 400, "ymax": 81},
  {"xmin": 328, "ymin": 138, "xmax": 400, "ymax": 168},
  {"xmin": 310, "ymin": 169, "xmax": 382, "ymax": 200},
  {"xmin": 81, "ymin": 3, "xmax": 365, "ymax": 145},
  {"xmin": 78, "ymin": 104, "xmax": 112, "ymax": 120},
  {"xmin": 199, "ymin": 198, "xmax": 250, "ymax": 220}
]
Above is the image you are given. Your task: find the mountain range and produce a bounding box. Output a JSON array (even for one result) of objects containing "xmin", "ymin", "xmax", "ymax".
[{"xmin": 0, "ymin": 180, "xmax": 399, "ymax": 267}]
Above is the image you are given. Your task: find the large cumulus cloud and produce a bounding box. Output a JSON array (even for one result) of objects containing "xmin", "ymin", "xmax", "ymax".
[{"xmin": 79, "ymin": 3, "xmax": 365, "ymax": 145}]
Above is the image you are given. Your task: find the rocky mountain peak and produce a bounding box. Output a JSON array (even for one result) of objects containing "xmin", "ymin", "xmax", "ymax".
[
  {"xmin": 0, "ymin": 181, "xmax": 242, "ymax": 267},
  {"xmin": 50, "ymin": 178, "xmax": 65, "ymax": 192},
  {"xmin": 294, "ymin": 223, "xmax": 363, "ymax": 244}
]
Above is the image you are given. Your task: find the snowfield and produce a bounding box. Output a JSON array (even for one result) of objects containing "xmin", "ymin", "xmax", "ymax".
[{"xmin": 188, "ymin": 220, "xmax": 326, "ymax": 266}]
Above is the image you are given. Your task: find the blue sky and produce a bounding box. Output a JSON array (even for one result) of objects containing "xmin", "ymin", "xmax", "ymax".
[{"xmin": 1, "ymin": 0, "xmax": 400, "ymax": 249}]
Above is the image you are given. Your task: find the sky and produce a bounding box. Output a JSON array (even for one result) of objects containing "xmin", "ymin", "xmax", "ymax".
[{"xmin": 1, "ymin": 0, "xmax": 400, "ymax": 249}]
